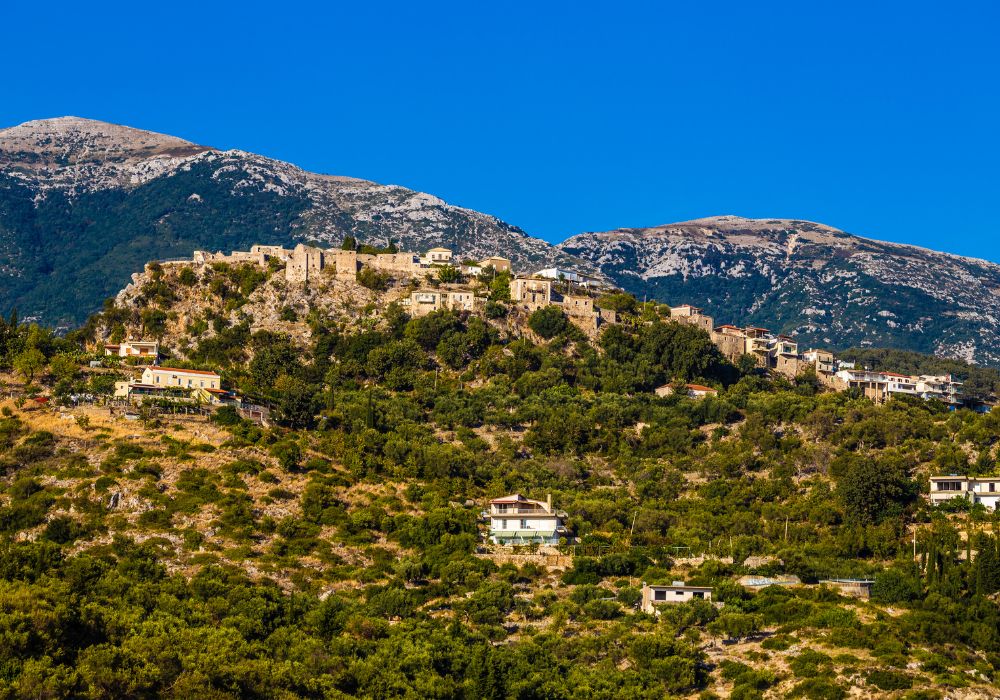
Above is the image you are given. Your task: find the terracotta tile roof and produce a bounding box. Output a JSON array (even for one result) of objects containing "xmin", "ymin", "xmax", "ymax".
[
  {"xmin": 687, "ymin": 384, "xmax": 717, "ymax": 392},
  {"xmin": 152, "ymin": 367, "xmax": 220, "ymax": 377}
]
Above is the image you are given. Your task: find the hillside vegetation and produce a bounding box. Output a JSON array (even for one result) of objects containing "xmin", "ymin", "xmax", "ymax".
[{"xmin": 0, "ymin": 271, "xmax": 995, "ymax": 698}]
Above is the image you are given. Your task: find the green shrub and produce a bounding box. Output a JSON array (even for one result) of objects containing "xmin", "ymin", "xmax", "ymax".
[
  {"xmin": 528, "ymin": 306, "xmax": 568, "ymax": 339},
  {"xmin": 866, "ymin": 669, "xmax": 913, "ymax": 691}
]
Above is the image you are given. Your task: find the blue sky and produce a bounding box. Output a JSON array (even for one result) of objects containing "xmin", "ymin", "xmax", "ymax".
[{"xmin": 2, "ymin": 1, "xmax": 998, "ymax": 259}]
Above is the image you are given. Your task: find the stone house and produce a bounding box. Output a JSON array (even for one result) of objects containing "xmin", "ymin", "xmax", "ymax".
[
  {"xmin": 669, "ymin": 305, "xmax": 715, "ymax": 334},
  {"xmin": 285, "ymin": 244, "xmax": 326, "ymax": 283},
  {"xmin": 480, "ymin": 256, "xmax": 512, "ymax": 273},
  {"xmin": 511, "ymin": 277, "xmax": 554, "ymax": 310},
  {"xmin": 802, "ymin": 349, "xmax": 835, "ymax": 375}
]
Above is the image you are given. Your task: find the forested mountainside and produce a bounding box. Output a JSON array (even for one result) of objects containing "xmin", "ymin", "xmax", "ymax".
[
  {"xmin": 0, "ymin": 117, "xmax": 585, "ymax": 327},
  {"xmin": 0, "ymin": 263, "xmax": 996, "ymax": 697},
  {"xmin": 560, "ymin": 216, "xmax": 1000, "ymax": 367}
]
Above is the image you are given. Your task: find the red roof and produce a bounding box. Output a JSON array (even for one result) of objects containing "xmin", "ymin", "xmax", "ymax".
[
  {"xmin": 715, "ymin": 324, "xmax": 742, "ymax": 331},
  {"xmin": 884, "ymin": 372, "xmax": 912, "ymax": 378},
  {"xmin": 152, "ymin": 367, "xmax": 220, "ymax": 377},
  {"xmin": 687, "ymin": 384, "xmax": 717, "ymax": 393}
]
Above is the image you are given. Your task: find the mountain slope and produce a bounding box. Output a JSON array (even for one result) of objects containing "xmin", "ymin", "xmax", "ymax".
[
  {"xmin": 0, "ymin": 117, "xmax": 585, "ymax": 326},
  {"xmin": 560, "ymin": 215, "xmax": 1000, "ymax": 366}
]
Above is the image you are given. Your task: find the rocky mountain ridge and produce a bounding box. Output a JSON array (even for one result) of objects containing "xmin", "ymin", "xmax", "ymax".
[
  {"xmin": 0, "ymin": 117, "xmax": 587, "ymax": 326},
  {"xmin": 560, "ymin": 215, "xmax": 1000, "ymax": 365},
  {"xmin": 5, "ymin": 118, "xmax": 1000, "ymax": 366}
]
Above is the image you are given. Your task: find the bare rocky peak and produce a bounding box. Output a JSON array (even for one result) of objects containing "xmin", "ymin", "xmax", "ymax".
[
  {"xmin": 0, "ymin": 116, "xmax": 210, "ymax": 166},
  {"xmin": 566, "ymin": 215, "xmax": 850, "ymax": 248}
]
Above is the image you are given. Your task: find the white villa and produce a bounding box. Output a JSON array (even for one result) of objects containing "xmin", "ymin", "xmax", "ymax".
[
  {"xmin": 104, "ymin": 339, "xmax": 159, "ymax": 360},
  {"xmin": 488, "ymin": 494, "xmax": 568, "ymax": 545},
  {"xmin": 641, "ymin": 582, "xmax": 714, "ymax": 613},
  {"xmin": 115, "ymin": 367, "xmax": 224, "ymax": 402},
  {"xmin": 141, "ymin": 367, "xmax": 221, "ymax": 390},
  {"xmin": 929, "ymin": 475, "xmax": 1000, "ymax": 511}
]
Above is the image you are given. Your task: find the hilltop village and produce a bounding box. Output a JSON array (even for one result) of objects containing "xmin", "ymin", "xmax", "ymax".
[{"xmin": 122, "ymin": 241, "xmax": 972, "ymax": 411}]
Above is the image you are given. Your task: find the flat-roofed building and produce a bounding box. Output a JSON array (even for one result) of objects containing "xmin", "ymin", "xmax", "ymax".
[
  {"xmin": 422, "ymin": 248, "xmax": 453, "ymax": 265},
  {"xmin": 141, "ymin": 367, "xmax": 221, "ymax": 391},
  {"xmin": 488, "ymin": 494, "xmax": 568, "ymax": 545},
  {"xmin": 105, "ymin": 339, "xmax": 159, "ymax": 360},
  {"xmin": 929, "ymin": 475, "xmax": 1000, "ymax": 511},
  {"xmin": 641, "ymin": 582, "xmax": 713, "ymax": 613}
]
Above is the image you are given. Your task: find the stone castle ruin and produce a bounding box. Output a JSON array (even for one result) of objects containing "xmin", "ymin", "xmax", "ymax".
[
  {"xmin": 153, "ymin": 243, "xmax": 619, "ymax": 338},
  {"xmin": 189, "ymin": 244, "xmax": 455, "ymax": 284}
]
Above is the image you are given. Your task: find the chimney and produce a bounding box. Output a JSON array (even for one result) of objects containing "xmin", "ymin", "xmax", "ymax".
[{"xmin": 546, "ymin": 494, "xmax": 552, "ymax": 512}]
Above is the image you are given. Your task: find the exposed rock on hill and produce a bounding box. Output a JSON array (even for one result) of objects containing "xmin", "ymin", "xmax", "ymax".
[{"xmin": 560, "ymin": 215, "xmax": 1000, "ymax": 366}]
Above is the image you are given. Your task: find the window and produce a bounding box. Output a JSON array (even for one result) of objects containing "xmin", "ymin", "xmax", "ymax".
[
  {"xmin": 520, "ymin": 519, "xmax": 528, "ymax": 529},
  {"xmin": 675, "ymin": 591, "xmax": 684, "ymax": 596},
  {"xmin": 653, "ymin": 590, "xmax": 666, "ymax": 601},
  {"xmin": 990, "ymin": 483, "xmax": 996, "ymax": 493},
  {"xmin": 693, "ymin": 591, "xmax": 705, "ymax": 599},
  {"xmin": 937, "ymin": 481, "xmax": 963, "ymax": 491},
  {"xmin": 501, "ymin": 519, "xmax": 507, "ymax": 530}
]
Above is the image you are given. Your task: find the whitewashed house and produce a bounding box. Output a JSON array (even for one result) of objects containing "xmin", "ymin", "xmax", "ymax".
[
  {"xmin": 114, "ymin": 367, "xmax": 223, "ymax": 402},
  {"xmin": 141, "ymin": 367, "xmax": 221, "ymax": 390},
  {"xmin": 105, "ymin": 339, "xmax": 159, "ymax": 360},
  {"xmin": 422, "ymin": 247, "xmax": 454, "ymax": 266},
  {"xmin": 488, "ymin": 494, "xmax": 568, "ymax": 545},
  {"xmin": 641, "ymin": 582, "xmax": 713, "ymax": 613},
  {"xmin": 929, "ymin": 475, "xmax": 1000, "ymax": 511}
]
